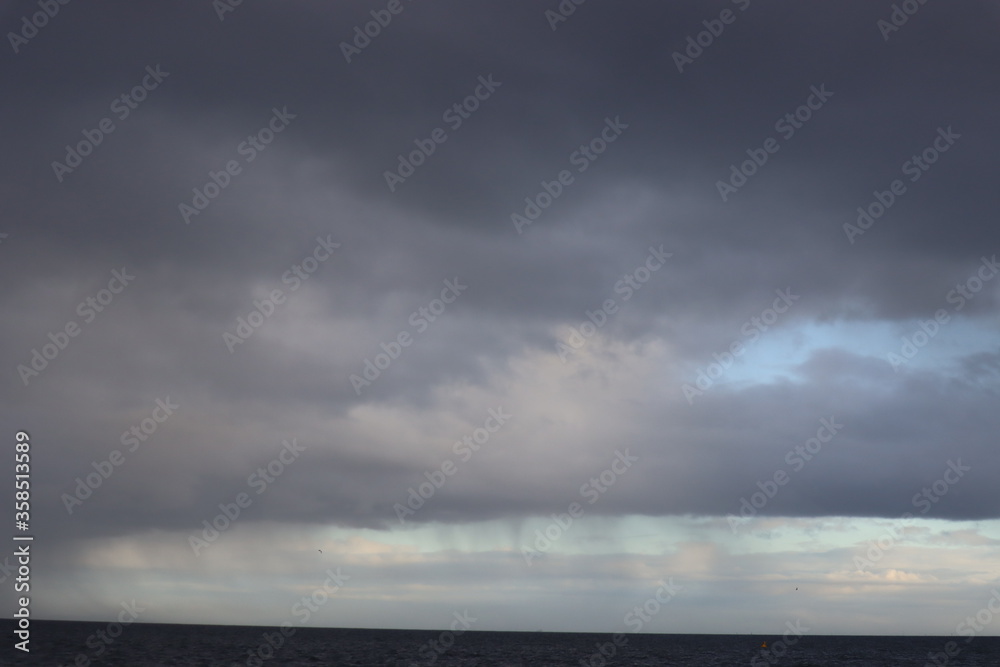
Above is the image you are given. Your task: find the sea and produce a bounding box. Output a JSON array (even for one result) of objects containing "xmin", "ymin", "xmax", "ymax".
[{"xmin": 2, "ymin": 620, "xmax": 999, "ymax": 666}]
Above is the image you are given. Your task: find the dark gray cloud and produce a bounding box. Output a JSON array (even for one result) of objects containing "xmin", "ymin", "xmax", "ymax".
[{"xmin": 1, "ymin": 0, "xmax": 998, "ymax": 629}]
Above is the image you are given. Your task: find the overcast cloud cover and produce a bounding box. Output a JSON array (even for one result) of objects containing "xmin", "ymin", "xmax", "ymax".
[{"xmin": 2, "ymin": 0, "xmax": 1000, "ymax": 639}]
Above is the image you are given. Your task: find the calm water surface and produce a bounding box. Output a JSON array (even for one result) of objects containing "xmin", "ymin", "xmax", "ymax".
[{"xmin": 3, "ymin": 620, "xmax": 999, "ymax": 666}]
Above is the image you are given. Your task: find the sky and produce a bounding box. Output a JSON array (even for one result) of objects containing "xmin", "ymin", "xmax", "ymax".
[{"xmin": 2, "ymin": 0, "xmax": 1000, "ymax": 641}]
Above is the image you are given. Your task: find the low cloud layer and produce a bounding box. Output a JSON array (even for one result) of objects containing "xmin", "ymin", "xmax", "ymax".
[{"xmin": 1, "ymin": 0, "xmax": 998, "ymax": 634}]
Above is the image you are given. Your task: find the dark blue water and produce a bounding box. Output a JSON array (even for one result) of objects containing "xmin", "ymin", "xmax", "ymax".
[{"xmin": 3, "ymin": 620, "xmax": 999, "ymax": 666}]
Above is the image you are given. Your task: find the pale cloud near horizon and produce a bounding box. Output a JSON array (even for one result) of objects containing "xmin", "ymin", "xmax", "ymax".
[{"xmin": 2, "ymin": 0, "xmax": 999, "ymax": 636}]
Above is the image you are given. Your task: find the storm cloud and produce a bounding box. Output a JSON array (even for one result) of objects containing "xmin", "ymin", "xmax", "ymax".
[{"xmin": 2, "ymin": 0, "xmax": 998, "ymax": 635}]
